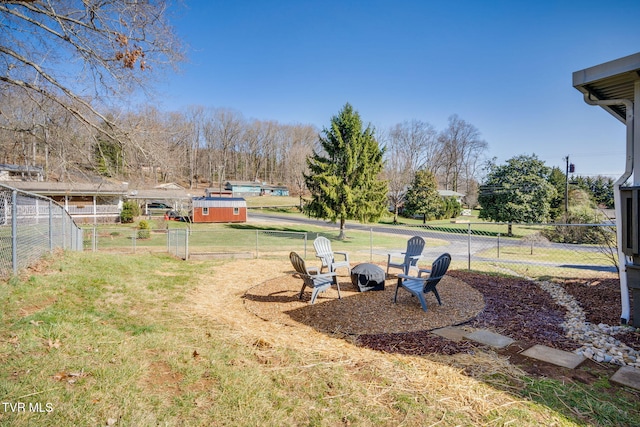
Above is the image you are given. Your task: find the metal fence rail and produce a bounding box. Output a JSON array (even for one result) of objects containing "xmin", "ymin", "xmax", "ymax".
[
  {"xmin": 0, "ymin": 184, "xmax": 83, "ymax": 277},
  {"xmin": 79, "ymin": 221, "xmax": 620, "ymax": 281}
]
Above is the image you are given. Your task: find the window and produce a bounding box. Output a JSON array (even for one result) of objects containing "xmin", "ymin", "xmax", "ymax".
[
  {"xmin": 233, "ymin": 207, "xmax": 239, "ymax": 215},
  {"xmin": 203, "ymin": 207, "xmax": 209, "ymax": 216}
]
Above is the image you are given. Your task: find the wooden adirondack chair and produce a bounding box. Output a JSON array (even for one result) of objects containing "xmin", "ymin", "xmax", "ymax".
[
  {"xmin": 386, "ymin": 235, "xmax": 425, "ymax": 276},
  {"xmin": 313, "ymin": 236, "xmax": 350, "ymax": 275},
  {"xmin": 289, "ymin": 251, "xmax": 341, "ymax": 304},
  {"xmin": 394, "ymin": 253, "xmax": 451, "ymax": 312}
]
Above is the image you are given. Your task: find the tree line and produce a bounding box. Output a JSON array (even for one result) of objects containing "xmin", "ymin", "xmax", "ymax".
[{"xmin": 3, "ymin": 1, "xmax": 614, "ymax": 236}]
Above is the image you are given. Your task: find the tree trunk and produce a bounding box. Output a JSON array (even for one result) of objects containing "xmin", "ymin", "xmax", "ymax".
[{"xmin": 338, "ymin": 217, "xmax": 346, "ymax": 240}]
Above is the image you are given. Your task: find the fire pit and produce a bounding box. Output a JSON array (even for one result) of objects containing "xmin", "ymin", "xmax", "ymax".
[{"xmin": 350, "ymin": 263, "xmax": 385, "ymax": 292}]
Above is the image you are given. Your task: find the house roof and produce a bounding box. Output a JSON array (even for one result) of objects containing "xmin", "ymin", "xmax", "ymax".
[
  {"xmin": 438, "ymin": 190, "xmax": 465, "ymax": 198},
  {"xmin": 4, "ymin": 181, "xmax": 128, "ymax": 196},
  {"xmin": 225, "ymin": 181, "xmax": 263, "ymax": 188},
  {"xmin": 127, "ymin": 188, "xmax": 196, "ymax": 200},
  {"xmin": 0, "ymin": 163, "xmax": 44, "ymax": 173},
  {"xmin": 573, "ymin": 51, "xmax": 640, "ymax": 123}
]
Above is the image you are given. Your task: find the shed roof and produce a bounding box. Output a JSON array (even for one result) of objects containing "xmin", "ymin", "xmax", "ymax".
[{"xmin": 192, "ymin": 197, "xmax": 247, "ymax": 208}]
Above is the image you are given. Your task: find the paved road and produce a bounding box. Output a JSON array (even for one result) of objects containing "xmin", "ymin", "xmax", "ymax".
[{"xmin": 248, "ymin": 212, "xmax": 617, "ymax": 273}]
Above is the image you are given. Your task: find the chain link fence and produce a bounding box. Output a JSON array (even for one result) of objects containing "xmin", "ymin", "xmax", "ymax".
[
  {"xmin": 80, "ymin": 220, "xmax": 619, "ymax": 281},
  {"xmin": 0, "ymin": 183, "xmax": 83, "ymax": 278},
  {"xmin": 406, "ymin": 222, "xmax": 618, "ymax": 280}
]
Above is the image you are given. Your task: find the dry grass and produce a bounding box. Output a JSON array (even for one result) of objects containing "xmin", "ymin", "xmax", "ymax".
[{"xmin": 186, "ymin": 259, "xmax": 564, "ymax": 425}]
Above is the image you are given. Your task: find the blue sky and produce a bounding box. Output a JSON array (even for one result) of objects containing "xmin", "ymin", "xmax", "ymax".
[{"xmin": 158, "ymin": 1, "xmax": 640, "ymax": 178}]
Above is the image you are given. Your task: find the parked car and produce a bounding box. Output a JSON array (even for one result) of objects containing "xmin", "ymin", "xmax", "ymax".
[
  {"xmin": 147, "ymin": 202, "xmax": 172, "ymax": 209},
  {"xmin": 165, "ymin": 210, "xmax": 191, "ymax": 222}
]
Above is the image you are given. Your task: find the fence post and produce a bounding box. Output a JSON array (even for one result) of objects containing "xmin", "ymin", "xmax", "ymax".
[
  {"xmin": 370, "ymin": 228, "xmax": 373, "ymax": 261},
  {"xmin": 184, "ymin": 228, "xmax": 189, "ymax": 260},
  {"xmin": 49, "ymin": 200, "xmax": 53, "ymax": 253},
  {"xmin": 497, "ymin": 233, "xmax": 500, "ymax": 258},
  {"xmin": 467, "ymin": 223, "xmax": 471, "ymax": 270},
  {"xmin": 304, "ymin": 232, "xmax": 307, "ymax": 258},
  {"xmin": 93, "ymin": 226, "xmax": 97, "ymax": 252},
  {"xmin": 11, "ymin": 190, "xmax": 17, "ymax": 276},
  {"xmin": 256, "ymin": 230, "xmax": 259, "ymax": 259},
  {"xmin": 61, "ymin": 207, "xmax": 66, "ymax": 250}
]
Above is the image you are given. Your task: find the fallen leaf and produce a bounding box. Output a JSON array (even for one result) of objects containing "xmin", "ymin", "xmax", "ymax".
[
  {"xmin": 47, "ymin": 339, "xmax": 61, "ymax": 349},
  {"xmin": 193, "ymin": 350, "xmax": 200, "ymax": 358}
]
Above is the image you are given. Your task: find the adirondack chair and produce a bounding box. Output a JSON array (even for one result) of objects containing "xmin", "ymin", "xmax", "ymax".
[
  {"xmin": 289, "ymin": 252, "xmax": 341, "ymax": 304},
  {"xmin": 394, "ymin": 253, "xmax": 451, "ymax": 312},
  {"xmin": 386, "ymin": 235, "xmax": 425, "ymax": 276},
  {"xmin": 313, "ymin": 236, "xmax": 350, "ymax": 275}
]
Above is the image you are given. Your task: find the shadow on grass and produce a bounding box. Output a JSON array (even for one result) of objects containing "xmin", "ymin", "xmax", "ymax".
[
  {"xmin": 226, "ymin": 223, "xmax": 309, "ymax": 233},
  {"xmin": 226, "ymin": 223, "xmax": 355, "ymax": 243}
]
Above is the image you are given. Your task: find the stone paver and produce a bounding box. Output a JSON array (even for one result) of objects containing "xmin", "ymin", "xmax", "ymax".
[
  {"xmin": 521, "ymin": 344, "xmax": 586, "ymax": 369},
  {"xmin": 610, "ymin": 366, "xmax": 640, "ymax": 390},
  {"xmin": 464, "ymin": 329, "xmax": 514, "ymax": 349},
  {"xmin": 431, "ymin": 326, "xmax": 473, "ymax": 342}
]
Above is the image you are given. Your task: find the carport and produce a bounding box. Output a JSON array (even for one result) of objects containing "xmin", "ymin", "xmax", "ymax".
[{"xmin": 573, "ymin": 52, "xmax": 640, "ymax": 325}]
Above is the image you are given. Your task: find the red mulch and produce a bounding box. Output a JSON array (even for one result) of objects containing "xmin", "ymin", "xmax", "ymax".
[{"xmin": 356, "ymin": 270, "xmax": 640, "ymax": 356}]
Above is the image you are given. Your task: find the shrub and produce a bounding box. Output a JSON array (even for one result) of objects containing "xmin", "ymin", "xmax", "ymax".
[
  {"xmin": 137, "ymin": 219, "xmax": 151, "ymax": 239},
  {"xmin": 541, "ymin": 208, "xmax": 607, "ymax": 244},
  {"xmin": 121, "ymin": 201, "xmax": 140, "ymax": 223}
]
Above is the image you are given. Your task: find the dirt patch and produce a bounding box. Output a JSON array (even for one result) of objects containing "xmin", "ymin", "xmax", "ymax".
[{"xmin": 141, "ymin": 361, "xmax": 184, "ymax": 401}]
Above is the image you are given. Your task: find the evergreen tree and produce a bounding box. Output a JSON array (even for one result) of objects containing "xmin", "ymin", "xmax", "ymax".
[
  {"xmin": 305, "ymin": 103, "xmax": 388, "ymax": 239},
  {"xmin": 403, "ymin": 169, "xmax": 442, "ymax": 223}
]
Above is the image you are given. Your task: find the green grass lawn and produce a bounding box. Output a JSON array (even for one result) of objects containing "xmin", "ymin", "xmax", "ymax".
[{"xmin": 0, "ymin": 252, "xmax": 637, "ymax": 426}]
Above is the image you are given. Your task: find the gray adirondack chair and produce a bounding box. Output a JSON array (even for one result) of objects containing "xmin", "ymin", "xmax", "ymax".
[
  {"xmin": 386, "ymin": 235, "xmax": 425, "ymax": 276},
  {"xmin": 290, "ymin": 251, "xmax": 341, "ymax": 304},
  {"xmin": 394, "ymin": 253, "xmax": 451, "ymax": 312},
  {"xmin": 313, "ymin": 236, "xmax": 350, "ymax": 275}
]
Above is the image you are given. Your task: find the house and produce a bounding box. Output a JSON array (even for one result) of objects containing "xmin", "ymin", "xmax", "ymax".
[
  {"xmin": 261, "ymin": 184, "xmax": 289, "ymax": 196},
  {"xmin": 224, "ymin": 181, "xmax": 289, "ymax": 197},
  {"xmin": 5, "ymin": 181, "xmax": 127, "ymax": 223},
  {"xmin": 126, "ymin": 183, "xmax": 196, "ymax": 215},
  {"xmin": 224, "ymin": 181, "xmax": 262, "ymax": 197},
  {"xmin": 205, "ymin": 188, "xmax": 234, "ymax": 198},
  {"xmin": 191, "ymin": 197, "xmax": 247, "ymax": 223},
  {"xmin": 438, "ymin": 190, "xmax": 465, "ymax": 204}
]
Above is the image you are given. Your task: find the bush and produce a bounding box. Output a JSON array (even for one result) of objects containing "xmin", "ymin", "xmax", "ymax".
[
  {"xmin": 137, "ymin": 219, "xmax": 151, "ymax": 240},
  {"xmin": 541, "ymin": 208, "xmax": 607, "ymax": 244},
  {"xmin": 121, "ymin": 201, "xmax": 140, "ymax": 223},
  {"xmin": 439, "ymin": 197, "xmax": 462, "ymax": 220}
]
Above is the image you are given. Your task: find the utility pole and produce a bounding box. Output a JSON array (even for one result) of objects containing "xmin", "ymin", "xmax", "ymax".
[{"xmin": 564, "ymin": 155, "xmax": 575, "ymax": 214}]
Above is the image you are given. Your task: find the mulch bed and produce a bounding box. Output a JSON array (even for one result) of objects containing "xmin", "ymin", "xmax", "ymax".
[
  {"xmin": 358, "ymin": 271, "xmax": 640, "ymax": 356},
  {"xmin": 245, "ymin": 267, "xmax": 640, "ymax": 356}
]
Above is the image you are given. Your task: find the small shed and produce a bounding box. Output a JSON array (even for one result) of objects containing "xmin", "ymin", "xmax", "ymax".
[{"xmin": 192, "ymin": 197, "xmax": 247, "ymax": 223}]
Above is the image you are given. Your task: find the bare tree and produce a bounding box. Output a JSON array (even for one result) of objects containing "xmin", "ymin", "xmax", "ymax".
[
  {"xmin": 0, "ymin": 0, "xmax": 184, "ymax": 139},
  {"xmin": 389, "ymin": 120, "xmax": 439, "ymax": 173},
  {"xmin": 384, "ymin": 120, "xmax": 439, "ymax": 221},
  {"xmin": 437, "ymin": 114, "xmax": 488, "ymax": 193},
  {"xmin": 203, "ymin": 108, "xmax": 245, "ymax": 190}
]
